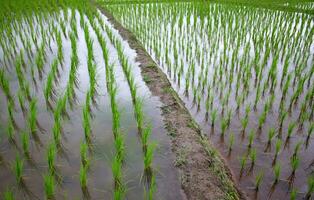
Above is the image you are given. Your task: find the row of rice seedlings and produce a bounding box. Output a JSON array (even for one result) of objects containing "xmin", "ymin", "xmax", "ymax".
[
  {"xmin": 79, "ymin": 68, "xmax": 93, "ymax": 193},
  {"xmin": 41, "ymin": 17, "xmax": 80, "ymax": 199},
  {"xmin": 95, "ymin": 28, "xmax": 126, "ymax": 198},
  {"xmin": 83, "ymin": 20, "xmax": 97, "ymax": 100},
  {"xmin": 99, "ymin": 15, "xmax": 157, "ymax": 196},
  {"xmin": 64, "ymin": 30, "xmax": 79, "ymax": 107},
  {"xmin": 107, "ymin": 64, "xmax": 125, "ymax": 199},
  {"xmin": 99, "ymin": 4, "xmax": 312, "ymax": 197},
  {"xmin": 113, "ymin": 6, "xmax": 310, "ymax": 109},
  {"xmin": 90, "ymin": 12, "xmax": 158, "ymax": 197}
]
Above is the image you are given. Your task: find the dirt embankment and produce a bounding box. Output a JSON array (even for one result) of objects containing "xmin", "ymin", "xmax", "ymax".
[{"xmin": 96, "ymin": 4, "xmax": 247, "ymax": 200}]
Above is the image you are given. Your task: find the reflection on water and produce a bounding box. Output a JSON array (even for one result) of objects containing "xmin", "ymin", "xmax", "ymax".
[
  {"xmin": 0, "ymin": 7, "xmax": 182, "ymax": 200},
  {"xmin": 106, "ymin": 2, "xmax": 314, "ymax": 199}
]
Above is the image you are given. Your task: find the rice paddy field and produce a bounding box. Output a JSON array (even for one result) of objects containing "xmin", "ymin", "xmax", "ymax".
[{"xmin": 0, "ymin": 0, "xmax": 313, "ymax": 200}]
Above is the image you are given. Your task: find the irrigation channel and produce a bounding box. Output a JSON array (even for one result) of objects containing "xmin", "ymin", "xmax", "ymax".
[{"xmin": 0, "ymin": 0, "xmax": 313, "ymax": 200}]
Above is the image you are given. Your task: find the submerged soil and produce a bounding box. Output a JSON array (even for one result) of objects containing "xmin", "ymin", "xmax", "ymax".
[{"xmin": 96, "ymin": 5, "xmax": 246, "ymax": 200}]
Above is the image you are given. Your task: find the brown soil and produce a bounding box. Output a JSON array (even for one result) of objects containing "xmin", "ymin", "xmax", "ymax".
[{"xmin": 96, "ymin": 4, "xmax": 247, "ymax": 200}]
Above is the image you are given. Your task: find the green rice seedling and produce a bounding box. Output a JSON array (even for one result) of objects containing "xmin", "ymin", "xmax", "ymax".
[
  {"xmin": 7, "ymin": 120, "xmax": 14, "ymax": 142},
  {"xmin": 71, "ymin": 16, "xmax": 78, "ymax": 38},
  {"xmin": 248, "ymin": 130, "xmax": 255, "ymax": 149},
  {"xmin": 249, "ymin": 148, "xmax": 257, "ymax": 169},
  {"xmin": 185, "ymin": 74, "xmax": 190, "ymax": 96},
  {"xmin": 47, "ymin": 142, "xmax": 56, "ymax": 174},
  {"xmin": 7, "ymin": 99, "xmax": 15, "ymax": 124},
  {"xmin": 82, "ymin": 106, "xmax": 91, "ymax": 143},
  {"xmin": 144, "ymin": 143, "xmax": 156, "ymax": 178},
  {"xmin": 273, "ymin": 139, "xmax": 282, "ymax": 164},
  {"xmin": 278, "ymin": 110, "xmax": 287, "ymax": 134},
  {"xmin": 80, "ymin": 165, "xmax": 88, "ymax": 190},
  {"xmin": 114, "ymin": 186, "xmax": 125, "ymax": 200},
  {"xmin": 22, "ymin": 81, "xmax": 31, "ymax": 101},
  {"xmin": 298, "ymin": 111, "xmax": 308, "ymax": 130},
  {"xmin": 273, "ymin": 163, "xmax": 281, "ymax": 184},
  {"xmin": 17, "ymin": 89, "xmax": 25, "ymax": 113},
  {"xmin": 50, "ymin": 59, "xmax": 59, "ymax": 79},
  {"xmin": 142, "ymin": 125, "xmax": 152, "ymax": 153},
  {"xmin": 0, "ymin": 69, "xmax": 12, "ymax": 100},
  {"xmin": 114, "ymin": 131, "xmax": 125, "ymax": 162},
  {"xmin": 236, "ymin": 95, "xmax": 243, "ymax": 111},
  {"xmin": 52, "ymin": 121, "xmax": 61, "ymax": 146},
  {"xmin": 228, "ymin": 132, "xmax": 235, "ymax": 154},
  {"xmin": 3, "ymin": 188, "xmax": 14, "ymax": 200},
  {"xmin": 254, "ymin": 85, "xmax": 261, "ymax": 110},
  {"xmin": 290, "ymin": 188, "xmax": 297, "ymax": 200},
  {"xmin": 282, "ymin": 74, "xmax": 291, "ymax": 98},
  {"xmin": 287, "ymin": 122, "xmax": 296, "ymax": 140},
  {"xmin": 205, "ymin": 96, "xmax": 210, "ymax": 118},
  {"xmin": 44, "ymin": 173, "xmax": 55, "ymax": 199},
  {"xmin": 258, "ymin": 111, "xmax": 267, "ymax": 130},
  {"xmin": 56, "ymin": 31, "xmax": 63, "ymax": 64},
  {"xmin": 289, "ymin": 156, "xmax": 300, "ymax": 178},
  {"xmin": 292, "ymin": 141, "xmax": 302, "ymax": 158},
  {"xmin": 12, "ymin": 154, "xmax": 23, "ymax": 184},
  {"xmin": 239, "ymin": 155, "xmax": 247, "ymax": 176},
  {"xmin": 210, "ymin": 109, "xmax": 217, "ymax": 127},
  {"xmin": 196, "ymin": 93, "xmax": 201, "ymax": 111},
  {"xmin": 44, "ymin": 73, "xmax": 54, "ymax": 102},
  {"xmin": 226, "ymin": 109, "xmax": 232, "ymax": 127},
  {"xmin": 80, "ymin": 141, "xmax": 90, "ymax": 168},
  {"xmin": 266, "ymin": 128, "xmax": 276, "ymax": 150},
  {"xmin": 112, "ymin": 155, "xmax": 122, "ymax": 189},
  {"xmin": 241, "ymin": 116, "xmax": 248, "ymax": 134},
  {"xmin": 148, "ymin": 173, "xmax": 156, "ymax": 200},
  {"xmin": 35, "ymin": 46, "xmax": 45, "ymax": 78},
  {"xmin": 306, "ymin": 176, "xmax": 314, "ymax": 199},
  {"xmin": 134, "ymin": 98, "xmax": 144, "ymax": 134},
  {"xmin": 192, "ymin": 86, "xmax": 197, "ymax": 103},
  {"xmin": 28, "ymin": 98, "xmax": 37, "ymax": 134},
  {"xmin": 60, "ymin": 21, "xmax": 67, "ymax": 38},
  {"xmin": 221, "ymin": 118, "xmax": 228, "ymax": 137},
  {"xmin": 21, "ymin": 131, "xmax": 30, "ymax": 157},
  {"xmin": 15, "ymin": 54, "xmax": 24, "ymax": 86},
  {"xmin": 109, "ymin": 82, "xmax": 121, "ymax": 138},
  {"xmin": 255, "ymin": 171, "xmax": 264, "ymax": 191}
]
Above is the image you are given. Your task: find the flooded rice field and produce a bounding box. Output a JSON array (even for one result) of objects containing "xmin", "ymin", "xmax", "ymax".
[
  {"xmin": 0, "ymin": 2, "xmax": 183, "ymax": 199},
  {"xmin": 105, "ymin": 2, "xmax": 314, "ymax": 199}
]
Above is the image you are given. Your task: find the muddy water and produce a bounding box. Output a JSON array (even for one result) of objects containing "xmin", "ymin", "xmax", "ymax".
[
  {"xmin": 105, "ymin": 2, "xmax": 314, "ymax": 200},
  {"xmin": 0, "ymin": 8, "xmax": 183, "ymax": 200}
]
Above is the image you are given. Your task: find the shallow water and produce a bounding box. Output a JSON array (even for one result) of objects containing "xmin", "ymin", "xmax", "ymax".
[
  {"xmin": 105, "ymin": 2, "xmax": 314, "ymax": 199},
  {"xmin": 0, "ymin": 8, "xmax": 183, "ymax": 200}
]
